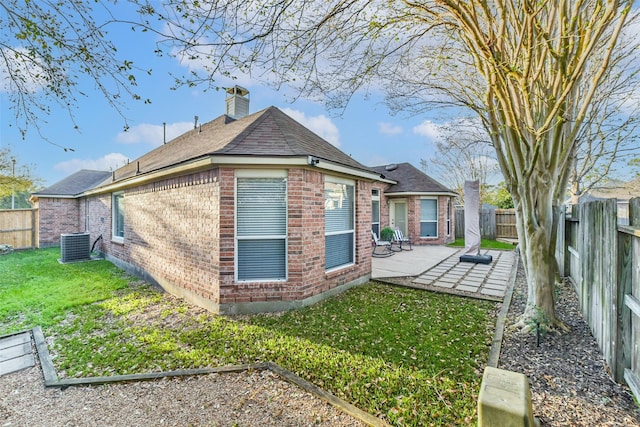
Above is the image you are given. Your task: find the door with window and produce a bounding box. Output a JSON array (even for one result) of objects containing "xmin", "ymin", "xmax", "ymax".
[{"xmin": 389, "ymin": 200, "xmax": 407, "ymax": 234}]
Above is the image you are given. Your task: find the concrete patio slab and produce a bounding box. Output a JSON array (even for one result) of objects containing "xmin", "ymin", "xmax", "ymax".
[
  {"xmin": 371, "ymin": 245, "xmax": 458, "ymax": 278},
  {"xmin": 372, "ymin": 246, "xmax": 518, "ymax": 302}
]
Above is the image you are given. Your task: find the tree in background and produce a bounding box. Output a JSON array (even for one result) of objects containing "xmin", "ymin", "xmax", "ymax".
[
  {"xmin": 420, "ymin": 118, "xmax": 501, "ymax": 205},
  {"xmin": 485, "ymin": 182, "xmax": 515, "ymax": 209},
  {"xmin": 566, "ymin": 28, "xmax": 640, "ymax": 204},
  {"xmin": 0, "ymin": 147, "xmax": 40, "ymax": 209},
  {"xmin": 0, "ymin": 0, "xmax": 150, "ymax": 139}
]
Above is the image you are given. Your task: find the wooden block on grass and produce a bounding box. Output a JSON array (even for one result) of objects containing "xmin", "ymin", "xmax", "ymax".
[{"xmin": 478, "ymin": 366, "xmax": 536, "ymax": 427}]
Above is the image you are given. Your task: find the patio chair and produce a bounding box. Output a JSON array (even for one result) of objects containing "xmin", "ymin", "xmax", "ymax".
[
  {"xmin": 393, "ymin": 228, "xmax": 413, "ymax": 251},
  {"xmin": 371, "ymin": 231, "xmax": 394, "ymax": 257}
]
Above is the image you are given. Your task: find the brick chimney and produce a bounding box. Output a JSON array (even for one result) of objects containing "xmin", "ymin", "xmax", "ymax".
[{"xmin": 225, "ymin": 86, "xmax": 250, "ymax": 119}]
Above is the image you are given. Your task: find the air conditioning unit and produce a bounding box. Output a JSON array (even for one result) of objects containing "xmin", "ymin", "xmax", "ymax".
[{"xmin": 60, "ymin": 233, "xmax": 91, "ymax": 263}]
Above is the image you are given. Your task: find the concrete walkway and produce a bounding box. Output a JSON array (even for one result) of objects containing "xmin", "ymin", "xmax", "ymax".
[{"xmin": 372, "ymin": 246, "xmax": 517, "ymax": 302}]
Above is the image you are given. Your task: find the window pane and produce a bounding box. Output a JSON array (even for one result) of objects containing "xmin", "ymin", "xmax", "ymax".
[
  {"xmin": 236, "ymin": 176, "xmax": 287, "ymax": 281},
  {"xmin": 237, "ymin": 239, "xmax": 286, "ymax": 280},
  {"xmin": 372, "ymin": 223, "xmax": 380, "ymax": 238},
  {"xmin": 325, "ymin": 232, "xmax": 354, "ymax": 269},
  {"xmin": 113, "ymin": 193, "xmax": 124, "ymax": 238},
  {"xmin": 372, "ymin": 200, "xmax": 380, "ymax": 223},
  {"xmin": 420, "ymin": 222, "xmax": 437, "ymax": 237},
  {"xmin": 420, "ymin": 199, "xmax": 437, "ymax": 221},
  {"xmin": 325, "ymin": 182, "xmax": 354, "ymax": 233},
  {"xmin": 237, "ymin": 178, "xmax": 287, "ymax": 236},
  {"xmin": 325, "ymin": 180, "xmax": 354, "ymax": 270}
]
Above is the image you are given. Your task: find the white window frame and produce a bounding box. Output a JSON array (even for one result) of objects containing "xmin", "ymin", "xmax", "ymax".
[
  {"xmin": 235, "ymin": 169, "xmax": 288, "ymax": 282},
  {"xmin": 325, "ymin": 176, "xmax": 355, "ymax": 272},
  {"xmin": 371, "ymin": 189, "xmax": 381, "ymax": 239},
  {"xmin": 446, "ymin": 198, "xmax": 452, "ymax": 236},
  {"xmin": 420, "ymin": 197, "xmax": 438, "ymax": 238},
  {"xmin": 112, "ymin": 191, "xmax": 124, "ymax": 243}
]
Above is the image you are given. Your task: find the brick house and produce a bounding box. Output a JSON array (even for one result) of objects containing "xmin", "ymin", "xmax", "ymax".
[
  {"xmin": 370, "ymin": 163, "xmax": 457, "ymax": 246},
  {"xmin": 32, "ymin": 88, "xmax": 455, "ymax": 314}
]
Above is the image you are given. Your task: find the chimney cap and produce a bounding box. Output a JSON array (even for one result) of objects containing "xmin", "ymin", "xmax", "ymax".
[{"xmin": 225, "ymin": 85, "xmax": 249, "ymax": 97}]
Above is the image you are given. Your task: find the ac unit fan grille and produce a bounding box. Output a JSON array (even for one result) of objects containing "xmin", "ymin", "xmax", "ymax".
[{"xmin": 60, "ymin": 233, "xmax": 91, "ymax": 262}]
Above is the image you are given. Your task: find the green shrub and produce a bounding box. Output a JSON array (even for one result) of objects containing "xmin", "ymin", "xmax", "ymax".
[{"xmin": 381, "ymin": 226, "xmax": 395, "ymax": 241}]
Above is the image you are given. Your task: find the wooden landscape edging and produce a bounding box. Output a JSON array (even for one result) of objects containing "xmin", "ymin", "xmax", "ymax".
[{"xmin": 30, "ymin": 327, "xmax": 389, "ymax": 427}]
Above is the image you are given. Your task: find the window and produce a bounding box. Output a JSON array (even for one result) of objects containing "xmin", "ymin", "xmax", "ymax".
[
  {"xmin": 112, "ymin": 192, "xmax": 124, "ymax": 241},
  {"xmin": 325, "ymin": 177, "xmax": 355, "ymax": 270},
  {"xmin": 446, "ymin": 199, "xmax": 452, "ymax": 236},
  {"xmin": 420, "ymin": 198, "xmax": 438, "ymax": 237},
  {"xmin": 371, "ymin": 189, "xmax": 380, "ymax": 238},
  {"xmin": 236, "ymin": 171, "xmax": 287, "ymax": 281}
]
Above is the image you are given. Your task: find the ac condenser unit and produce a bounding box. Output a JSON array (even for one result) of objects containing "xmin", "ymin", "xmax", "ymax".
[{"xmin": 60, "ymin": 233, "xmax": 91, "ymax": 263}]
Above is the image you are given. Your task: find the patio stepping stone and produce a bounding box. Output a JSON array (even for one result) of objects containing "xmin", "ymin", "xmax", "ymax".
[{"xmin": 457, "ymin": 285, "xmax": 480, "ymax": 292}]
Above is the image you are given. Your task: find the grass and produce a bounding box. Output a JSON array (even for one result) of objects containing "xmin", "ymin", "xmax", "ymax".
[
  {"xmin": 0, "ymin": 248, "xmax": 130, "ymax": 332},
  {"xmin": 447, "ymin": 238, "xmax": 516, "ymax": 250},
  {"xmin": 0, "ymin": 248, "xmax": 498, "ymax": 426}
]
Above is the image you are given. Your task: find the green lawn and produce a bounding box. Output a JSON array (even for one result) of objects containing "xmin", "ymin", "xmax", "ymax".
[
  {"xmin": 447, "ymin": 238, "xmax": 517, "ymax": 250},
  {"xmin": 0, "ymin": 248, "xmax": 497, "ymax": 426}
]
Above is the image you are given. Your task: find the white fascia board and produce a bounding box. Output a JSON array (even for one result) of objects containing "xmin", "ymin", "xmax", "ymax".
[
  {"xmin": 84, "ymin": 155, "xmax": 386, "ymax": 195},
  {"xmin": 30, "ymin": 194, "xmax": 79, "ymax": 199},
  {"xmin": 385, "ymin": 191, "xmax": 459, "ymax": 197}
]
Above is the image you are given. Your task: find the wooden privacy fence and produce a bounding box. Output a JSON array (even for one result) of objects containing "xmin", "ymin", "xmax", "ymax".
[
  {"xmin": 455, "ymin": 208, "xmax": 517, "ymax": 240},
  {"xmin": 557, "ymin": 198, "xmax": 640, "ymax": 400},
  {"xmin": 0, "ymin": 209, "xmax": 38, "ymax": 249}
]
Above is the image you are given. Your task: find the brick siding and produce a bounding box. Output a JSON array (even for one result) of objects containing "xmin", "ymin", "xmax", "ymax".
[
  {"xmin": 70, "ymin": 166, "xmax": 371, "ymax": 313},
  {"xmin": 37, "ymin": 198, "xmax": 81, "ymax": 247}
]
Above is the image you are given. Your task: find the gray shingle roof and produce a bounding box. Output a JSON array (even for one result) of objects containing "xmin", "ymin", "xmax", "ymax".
[
  {"xmin": 370, "ymin": 163, "xmax": 456, "ymax": 194},
  {"xmin": 33, "ymin": 170, "xmax": 112, "ymax": 197},
  {"xmin": 112, "ymin": 106, "xmax": 370, "ymax": 182}
]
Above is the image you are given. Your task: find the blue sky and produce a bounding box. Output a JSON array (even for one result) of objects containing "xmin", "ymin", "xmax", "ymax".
[{"xmin": 0, "ymin": 9, "xmax": 453, "ymax": 189}]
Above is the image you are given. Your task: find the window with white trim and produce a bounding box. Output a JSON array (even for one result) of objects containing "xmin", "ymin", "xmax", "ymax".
[
  {"xmin": 446, "ymin": 199, "xmax": 451, "ymax": 236},
  {"xmin": 371, "ymin": 189, "xmax": 380, "ymax": 238},
  {"xmin": 112, "ymin": 192, "xmax": 125, "ymax": 241},
  {"xmin": 420, "ymin": 198, "xmax": 438, "ymax": 237},
  {"xmin": 236, "ymin": 171, "xmax": 287, "ymax": 281},
  {"xmin": 325, "ymin": 177, "xmax": 355, "ymax": 270}
]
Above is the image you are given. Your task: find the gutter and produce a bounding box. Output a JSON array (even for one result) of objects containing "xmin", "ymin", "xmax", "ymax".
[{"xmin": 83, "ymin": 155, "xmax": 394, "ymax": 196}]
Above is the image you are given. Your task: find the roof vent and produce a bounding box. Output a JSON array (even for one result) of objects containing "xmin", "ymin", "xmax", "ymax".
[
  {"xmin": 225, "ymin": 86, "xmax": 250, "ymax": 119},
  {"xmin": 385, "ymin": 164, "xmax": 398, "ymax": 171}
]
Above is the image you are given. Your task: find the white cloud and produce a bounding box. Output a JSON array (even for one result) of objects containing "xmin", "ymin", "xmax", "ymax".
[
  {"xmin": 281, "ymin": 108, "xmax": 341, "ymax": 147},
  {"xmin": 54, "ymin": 153, "xmax": 129, "ymax": 174},
  {"xmin": 0, "ymin": 47, "xmax": 49, "ymax": 94},
  {"xmin": 412, "ymin": 120, "xmax": 443, "ymax": 140},
  {"xmin": 115, "ymin": 122, "xmax": 193, "ymax": 147},
  {"xmin": 378, "ymin": 122, "xmax": 403, "ymax": 135}
]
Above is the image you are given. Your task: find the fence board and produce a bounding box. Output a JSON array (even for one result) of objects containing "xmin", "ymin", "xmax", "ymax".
[
  {"xmin": 561, "ymin": 197, "xmax": 640, "ymax": 390},
  {"xmin": 495, "ymin": 209, "xmax": 517, "ymax": 239},
  {"xmin": 454, "ymin": 208, "xmax": 518, "ymax": 240},
  {"xmin": 574, "ymin": 200, "xmax": 618, "ymax": 378},
  {"xmin": 628, "ymin": 199, "xmax": 640, "ymax": 396},
  {"xmin": 0, "ymin": 209, "xmax": 37, "ymax": 249}
]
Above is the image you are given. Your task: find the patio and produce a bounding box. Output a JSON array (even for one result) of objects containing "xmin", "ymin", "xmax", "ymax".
[{"xmin": 371, "ymin": 245, "xmax": 517, "ymax": 302}]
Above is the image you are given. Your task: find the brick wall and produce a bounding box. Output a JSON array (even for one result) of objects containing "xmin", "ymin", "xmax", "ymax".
[
  {"xmin": 219, "ymin": 168, "xmax": 372, "ymax": 306},
  {"xmin": 69, "ymin": 166, "xmax": 373, "ymax": 314},
  {"xmin": 37, "ymin": 198, "xmax": 81, "ymax": 247},
  {"xmin": 376, "ymin": 184, "xmax": 455, "ymax": 245}
]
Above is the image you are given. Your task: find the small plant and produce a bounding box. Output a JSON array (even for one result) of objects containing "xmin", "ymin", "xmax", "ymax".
[{"xmin": 381, "ymin": 226, "xmax": 395, "ymax": 241}]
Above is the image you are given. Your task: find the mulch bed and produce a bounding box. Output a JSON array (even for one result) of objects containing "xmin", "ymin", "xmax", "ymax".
[{"xmin": 498, "ymin": 262, "xmax": 640, "ymax": 426}]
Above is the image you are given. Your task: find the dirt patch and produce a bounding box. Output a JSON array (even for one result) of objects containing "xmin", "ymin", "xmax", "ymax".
[{"xmin": 498, "ymin": 263, "xmax": 640, "ymax": 426}]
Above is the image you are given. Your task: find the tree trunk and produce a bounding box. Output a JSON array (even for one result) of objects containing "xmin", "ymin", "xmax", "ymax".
[{"xmin": 512, "ymin": 173, "xmax": 568, "ymax": 332}]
